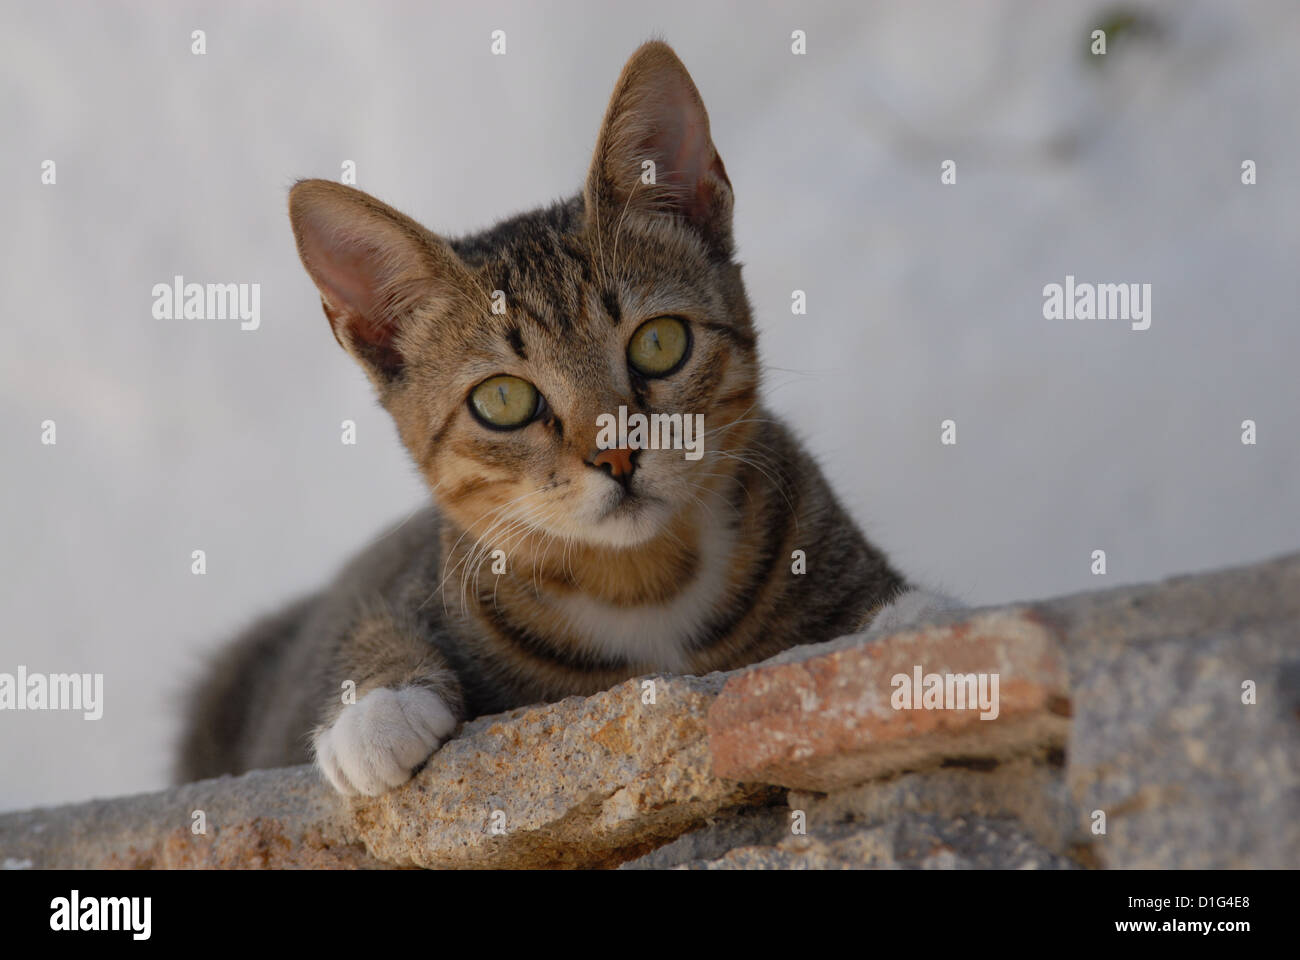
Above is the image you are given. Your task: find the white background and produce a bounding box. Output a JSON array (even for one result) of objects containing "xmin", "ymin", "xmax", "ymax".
[{"xmin": 2, "ymin": 0, "xmax": 1297, "ymax": 811}]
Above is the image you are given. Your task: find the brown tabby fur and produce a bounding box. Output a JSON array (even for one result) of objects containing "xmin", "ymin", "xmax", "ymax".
[{"xmin": 177, "ymin": 41, "xmax": 908, "ymax": 784}]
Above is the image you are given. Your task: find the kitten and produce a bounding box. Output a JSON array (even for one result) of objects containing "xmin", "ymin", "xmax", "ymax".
[{"xmin": 177, "ymin": 41, "xmax": 956, "ymax": 796}]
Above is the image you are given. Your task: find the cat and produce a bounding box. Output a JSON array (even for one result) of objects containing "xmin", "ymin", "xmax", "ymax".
[{"xmin": 176, "ymin": 41, "xmax": 958, "ymax": 796}]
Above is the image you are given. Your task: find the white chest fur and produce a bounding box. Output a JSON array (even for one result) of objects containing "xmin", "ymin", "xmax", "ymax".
[{"xmin": 545, "ymin": 513, "xmax": 737, "ymax": 673}]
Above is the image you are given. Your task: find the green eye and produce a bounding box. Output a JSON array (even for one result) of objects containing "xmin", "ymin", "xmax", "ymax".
[
  {"xmin": 627, "ymin": 316, "xmax": 691, "ymax": 377},
  {"xmin": 470, "ymin": 375, "xmax": 540, "ymax": 429}
]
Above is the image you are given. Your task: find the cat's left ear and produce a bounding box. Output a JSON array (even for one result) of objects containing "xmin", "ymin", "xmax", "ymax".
[
  {"xmin": 585, "ymin": 41, "xmax": 734, "ymax": 256},
  {"xmin": 288, "ymin": 180, "xmax": 472, "ymax": 386}
]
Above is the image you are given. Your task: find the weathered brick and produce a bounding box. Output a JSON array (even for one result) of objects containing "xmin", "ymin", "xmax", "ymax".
[{"xmin": 707, "ymin": 610, "xmax": 1072, "ymax": 792}]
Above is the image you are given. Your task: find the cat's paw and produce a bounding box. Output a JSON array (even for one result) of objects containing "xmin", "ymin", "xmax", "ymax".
[
  {"xmin": 860, "ymin": 588, "xmax": 964, "ymax": 642},
  {"xmin": 313, "ymin": 686, "xmax": 457, "ymax": 796}
]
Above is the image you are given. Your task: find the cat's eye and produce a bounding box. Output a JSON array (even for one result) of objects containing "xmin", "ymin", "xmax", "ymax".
[
  {"xmin": 469, "ymin": 375, "xmax": 541, "ymax": 429},
  {"xmin": 627, "ymin": 316, "xmax": 691, "ymax": 378}
]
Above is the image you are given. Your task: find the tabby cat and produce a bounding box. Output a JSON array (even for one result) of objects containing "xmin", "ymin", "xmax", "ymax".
[{"xmin": 177, "ymin": 41, "xmax": 954, "ymax": 795}]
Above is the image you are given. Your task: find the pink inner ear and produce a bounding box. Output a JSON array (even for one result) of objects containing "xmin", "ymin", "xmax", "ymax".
[
  {"xmin": 665, "ymin": 106, "xmax": 708, "ymax": 188},
  {"xmin": 302, "ymin": 226, "xmax": 394, "ymax": 348},
  {"xmin": 637, "ymin": 74, "xmax": 724, "ymax": 222}
]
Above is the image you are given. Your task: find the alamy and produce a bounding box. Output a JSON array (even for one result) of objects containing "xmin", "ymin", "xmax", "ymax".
[
  {"xmin": 151, "ymin": 275, "xmax": 261, "ymax": 330},
  {"xmin": 1042, "ymin": 274, "xmax": 1151, "ymax": 331}
]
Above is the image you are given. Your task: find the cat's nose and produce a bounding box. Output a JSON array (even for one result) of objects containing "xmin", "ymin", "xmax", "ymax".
[{"xmin": 589, "ymin": 446, "xmax": 638, "ymax": 484}]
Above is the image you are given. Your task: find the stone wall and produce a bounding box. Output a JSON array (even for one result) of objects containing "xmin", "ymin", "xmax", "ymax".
[{"xmin": 3, "ymin": 553, "xmax": 1297, "ymax": 869}]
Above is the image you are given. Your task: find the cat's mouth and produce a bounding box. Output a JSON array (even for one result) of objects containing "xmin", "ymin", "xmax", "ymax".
[
  {"xmin": 581, "ymin": 482, "xmax": 673, "ymax": 547},
  {"xmin": 604, "ymin": 486, "xmax": 654, "ymax": 517}
]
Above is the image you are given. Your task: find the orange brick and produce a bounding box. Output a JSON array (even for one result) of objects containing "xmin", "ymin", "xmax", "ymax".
[{"xmin": 707, "ymin": 610, "xmax": 1072, "ymax": 791}]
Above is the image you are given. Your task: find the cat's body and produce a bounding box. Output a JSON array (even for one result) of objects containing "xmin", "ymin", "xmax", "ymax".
[{"xmin": 177, "ymin": 42, "xmax": 952, "ymax": 795}]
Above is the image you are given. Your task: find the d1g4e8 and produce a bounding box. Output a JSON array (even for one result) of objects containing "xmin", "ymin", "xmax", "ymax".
[{"xmin": 1129, "ymin": 897, "xmax": 1250, "ymax": 911}]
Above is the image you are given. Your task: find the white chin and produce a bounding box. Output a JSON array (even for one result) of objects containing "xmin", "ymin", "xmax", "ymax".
[{"xmin": 574, "ymin": 498, "xmax": 672, "ymax": 548}]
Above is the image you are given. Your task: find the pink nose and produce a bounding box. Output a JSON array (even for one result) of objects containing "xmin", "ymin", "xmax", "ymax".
[{"xmin": 591, "ymin": 446, "xmax": 637, "ymax": 479}]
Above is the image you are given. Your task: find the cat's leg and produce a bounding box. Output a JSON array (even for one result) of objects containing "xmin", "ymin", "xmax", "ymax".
[
  {"xmin": 312, "ymin": 603, "xmax": 464, "ymax": 796},
  {"xmin": 857, "ymin": 587, "xmax": 965, "ymax": 642}
]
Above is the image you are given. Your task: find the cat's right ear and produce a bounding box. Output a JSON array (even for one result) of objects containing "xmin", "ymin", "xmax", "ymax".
[
  {"xmin": 585, "ymin": 41, "xmax": 734, "ymax": 257},
  {"xmin": 288, "ymin": 180, "xmax": 469, "ymax": 383}
]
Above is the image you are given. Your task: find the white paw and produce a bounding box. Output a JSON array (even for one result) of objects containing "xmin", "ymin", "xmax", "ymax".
[
  {"xmin": 314, "ymin": 686, "xmax": 457, "ymax": 796},
  {"xmin": 861, "ymin": 588, "xmax": 964, "ymax": 641}
]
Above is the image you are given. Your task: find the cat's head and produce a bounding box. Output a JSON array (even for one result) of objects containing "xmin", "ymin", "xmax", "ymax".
[{"xmin": 289, "ymin": 42, "xmax": 759, "ymax": 550}]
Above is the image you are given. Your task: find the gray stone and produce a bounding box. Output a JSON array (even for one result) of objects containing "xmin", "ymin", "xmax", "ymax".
[
  {"xmin": 619, "ymin": 805, "xmax": 790, "ymax": 869},
  {"xmin": 670, "ymin": 814, "xmax": 1079, "ymax": 870},
  {"xmin": 1040, "ymin": 552, "xmax": 1300, "ymax": 868}
]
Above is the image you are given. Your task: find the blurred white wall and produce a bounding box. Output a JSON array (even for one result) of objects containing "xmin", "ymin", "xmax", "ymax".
[{"xmin": 2, "ymin": 0, "xmax": 1297, "ymax": 811}]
